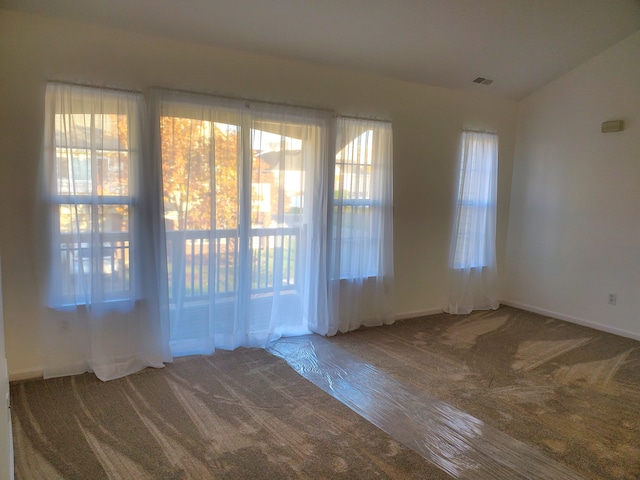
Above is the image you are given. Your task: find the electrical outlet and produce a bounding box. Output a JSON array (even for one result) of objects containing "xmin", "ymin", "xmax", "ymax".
[{"xmin": 608, "ymin": 293, "xmax": 617, "ymax": 305}]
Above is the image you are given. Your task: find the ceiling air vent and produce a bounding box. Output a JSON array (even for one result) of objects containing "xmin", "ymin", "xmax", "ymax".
[{"xmin": 473, "ymin": 77, "xmax": 494, "ymax": 85}]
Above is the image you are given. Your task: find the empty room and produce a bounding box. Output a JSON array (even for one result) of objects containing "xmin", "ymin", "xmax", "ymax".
[{"xmin": 0, "ymin": 1, "xmax": 639, "ymax": 478}]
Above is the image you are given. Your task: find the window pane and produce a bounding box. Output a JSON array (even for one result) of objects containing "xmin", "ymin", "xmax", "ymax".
[
  {"xmin": 55, "ymin": 148, "xmax": 92, "ymax": 195},
  {"xmin": 99, "ymin": 205, "xmax": 129, "ymax": 233},
  {"xmin": 251, "ymin": 129, "xmax": 303, "ymax": 228},
  {"xmin": 336, "ymin": 130, "xmax": 373, "ymax": 201},
  {"xmin": 55, "ymin": 113, "xmax": 91, "ymax": 148},
  {"xmin": 161, "ymin": 117, "xmax": 240, "ymax": 231},
  {"xmin": 95, "ymin": 114, "xmax": 128, "ymax": 151},
  {"xmin": 250, "ymin": 128, "xmax": 304, "ymax": 294},
  {"xmin": 97, "ymin": 150, "xmax": 129, "ymax": 197},
  {"xmin": 55, "ymin": 113, "xmax": 131, "ymax": 197},
  {"xmin": 57, "ymin": 204, "xmax": 131, "ymax": 297},
  {"xmin": 161, "ymin": 116, "xmax": 241, "ymax": 305},
  {"xmin": 100, "ymin": 206, "xmax": 130, "ymax": 294},
  {"xmin": 214, "ymin": 122, "xmax": 239, "ymax": 230},
  {"xmin": 334, "ymin": 127, "xmax": 379, "ymax": 278},
  {"xmin": 59, "ymin": 204, "xmax": 92, "ymax": 234}
]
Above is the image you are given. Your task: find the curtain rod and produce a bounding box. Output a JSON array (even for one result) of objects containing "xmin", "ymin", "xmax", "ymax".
[
  {"xmin": 152, "ymin": 87, "xmax": 336, "ymax": 115},
  {"xmin": 462, "ymin": 128, "xmax": 498, "ymax": 135},
  {"xmin": 151, "ymin": 88, "xmax": 393, "ymax": 123},
  {"xmin": 337, "ymin": 114, "xmax": 392, "ymax": 123},
  {"xmin": 47, "ymin": 80, "xmax": 143, "ymax": 95},
  {"xmin": 47, "ymin": 81, "xmax": 392, "ymax": 123}
]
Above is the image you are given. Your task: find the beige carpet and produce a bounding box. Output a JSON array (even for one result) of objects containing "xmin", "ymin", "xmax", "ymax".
[
  {"xmin": 311, "ymin": 306, "xmax": 640, "ymax": 479},
  {"xmin": 11, "ymin": 306, "xmax": 640, "ymax": 479},
  {"xmin": 11, "ymin": 348, "xmax": 452, "ymax": 479}
]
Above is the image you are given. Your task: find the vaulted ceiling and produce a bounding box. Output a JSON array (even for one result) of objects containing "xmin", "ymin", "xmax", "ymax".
[{"xmin": 2, "ymin": 0, "xmax": 639, "ymax": 98}]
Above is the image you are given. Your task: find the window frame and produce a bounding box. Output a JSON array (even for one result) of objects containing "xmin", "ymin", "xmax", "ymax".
[
  {"xmin": 451, "ymin": 130, "xmax": 498, "ymax": 270},
  {"xmin": 45, "ymin": 86, "xmax": 140, "ymax": 306},
  {"xmin": 332, "ymin": 122, "xmax": 391, "ymax": 280}
]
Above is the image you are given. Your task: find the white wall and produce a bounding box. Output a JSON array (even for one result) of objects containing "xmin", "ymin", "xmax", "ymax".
[
  {"xmin": 0, "ymin": 254, "xmax": 14, "ymax": 480},
  {"xmin": 0, "ymin": 10, "xmax": 517, "ymax": 378},
  {"xmin": 505, "ymin": 31, "xmax": 640, "ymax": 339}
]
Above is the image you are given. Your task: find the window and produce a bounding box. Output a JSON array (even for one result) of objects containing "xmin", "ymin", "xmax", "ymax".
[
  {"xmin": 40, "ymin": 85, "xmax": 395, "ymax": 379},
  {"xmin": 333, "ymin": 118, "xmax": 393, "ymax": 279},
  {"xmin": 451, "ymin": 130, "xmax": 498, "ymax": 269},
  {"xmin": 157, "ymin": 93, "xmax": 331, "ymax": 353},
  {"xmin": 44, "ymin": 84, "xmax": 140, "ymax": 305}
]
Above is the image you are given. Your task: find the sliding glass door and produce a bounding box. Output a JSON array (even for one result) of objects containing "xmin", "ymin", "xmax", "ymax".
[{"xmin": 158, "ymin": 92, "xmax": 329, "ymax": 355}]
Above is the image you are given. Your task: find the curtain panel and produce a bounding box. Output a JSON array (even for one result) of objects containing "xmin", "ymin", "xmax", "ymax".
[
  {"xmin": 321, "ymin": 118, "xmax": 395, "ymax": 335},
  {"xmin": 446, "ymin": 130, "xmax": 499, "ymax": 314},
  {"xmin": 39, "ymin": 83, "xmax": 170, "ymax": 381},
  {"xmin": 153, "ymin": 90, "xmax": 331, "ymax": 356},
  {"xmin": 39, "ymin": 83, "xmax": 394, "ymax": 380}
]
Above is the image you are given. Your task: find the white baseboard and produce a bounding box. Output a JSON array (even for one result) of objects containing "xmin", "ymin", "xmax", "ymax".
[
  {"xmin": 501, "ymin": 300, "xmax": 640, "ymax": 341},
  {"xmin": 8, "ymin": 368, "xmax": 43, "ymax": 382},
  {"xmin": 395, "ymin": 308, "xmax": 444, "ymax": 321}
]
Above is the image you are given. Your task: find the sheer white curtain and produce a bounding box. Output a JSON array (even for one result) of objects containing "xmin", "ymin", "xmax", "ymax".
[
  {"xmin": 446, "ymin": 130, "xmax": 499, "ymax": 314},
  {"xmin": 319, "ymin": 117, "xmax": 394, "ymax": 335},
  {"xmin": 39, "ymin": 83, "xmax": 170, "ymax": 381},
  {"xmin": 155, "ymin": 91, "xmax": 330, "ymax": 356},
  {"xmin": 38, "ymin": 85, "xmax": 394, "ymax": 380}
]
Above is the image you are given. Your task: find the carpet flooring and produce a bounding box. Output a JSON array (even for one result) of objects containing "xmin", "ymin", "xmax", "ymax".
[
  {"xmin": 288, "ymin": 306, "xmax": 640, "ymax": 479},
  {"xmin": 11, "ymin": 306, "xmax": 640, "ymax": 479},
  {"xmin": 11, "ymin": 348, "xmax": 451, "ymax": 479},
  {"xmin": 269, "ymin": 336, "xmax": 584, "ymax": 479}
]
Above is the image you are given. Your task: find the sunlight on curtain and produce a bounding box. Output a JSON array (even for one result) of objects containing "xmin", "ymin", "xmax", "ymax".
[
  {"xmin": 446, "ymin": 130, "xmax": 499, "ymax": 314},
  {"xmin": 40, "ymin": 83, "xmax": 170, "ymax": 381},
  {"xmin": 39, "ymin": 85, "xmax": 395, "ymax": 380},
  {"xmin": 155, "ymin": 91, "xmax": 329, "ymax": 356},
  {"xmin": 320, "ymin": 118, "xmax": 394, "ymax": 335}
]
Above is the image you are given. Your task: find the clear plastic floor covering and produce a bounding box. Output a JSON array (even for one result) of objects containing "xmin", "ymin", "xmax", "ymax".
[{"xmin": 268, "ymin": 336, "xmax": 585, "ymax": 480}]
